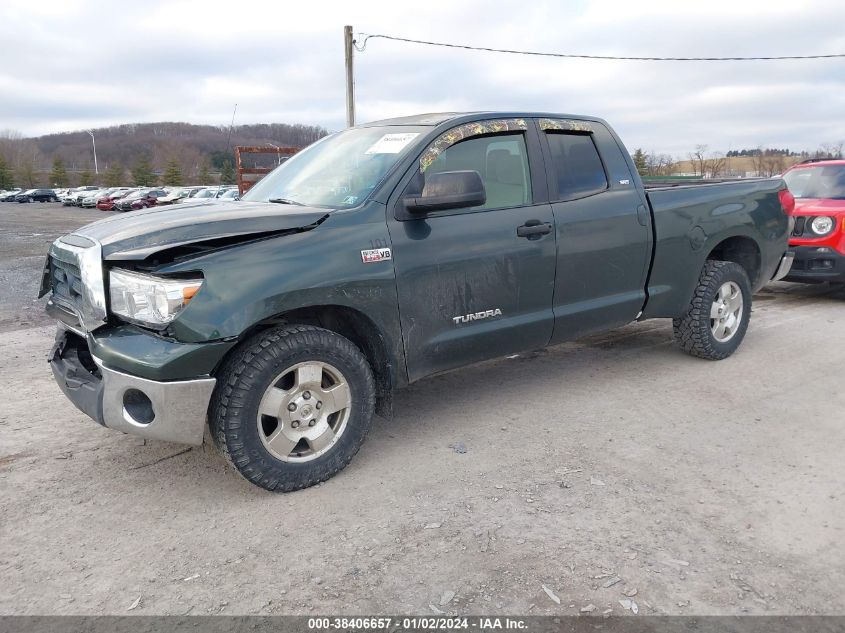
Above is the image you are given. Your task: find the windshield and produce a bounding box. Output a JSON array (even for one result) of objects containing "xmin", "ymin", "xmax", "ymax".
[
  {"xmin": 784, "ymin": 164, "xmax": 845, "ymax": 200},
  {"xmin": 242, "ymin": 125, "xmax": 426, "ymax": 208}
]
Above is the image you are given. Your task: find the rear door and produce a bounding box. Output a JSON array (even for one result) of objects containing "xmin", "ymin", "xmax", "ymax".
[
  {"xmin": 387, "ymin": 120, "xmax": 556, "ymax": 382},
  {"xmin": 537, "ymin": 119, "xmax": 652, "ymax": 343}
]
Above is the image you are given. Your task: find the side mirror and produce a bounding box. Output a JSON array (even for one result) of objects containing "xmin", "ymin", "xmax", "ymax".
[{"xmin": 404, "ymin": 170, "xmax": 486, "ymax": 212}]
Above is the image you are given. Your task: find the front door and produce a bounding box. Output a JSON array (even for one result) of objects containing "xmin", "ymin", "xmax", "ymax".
[{"xmin": 387, "ymin": 123, "xmax": 556, "ymax": 382}]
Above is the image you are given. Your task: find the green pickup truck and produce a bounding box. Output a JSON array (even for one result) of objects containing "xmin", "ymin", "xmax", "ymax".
[{"xmin": 42, "ymin": 112, "xmax": 794, "ymax": 491}]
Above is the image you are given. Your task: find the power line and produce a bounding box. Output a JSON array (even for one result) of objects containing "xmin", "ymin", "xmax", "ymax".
[{"xmin": 354, "ymin": 33, "xmax": 845, "ymax": 62}]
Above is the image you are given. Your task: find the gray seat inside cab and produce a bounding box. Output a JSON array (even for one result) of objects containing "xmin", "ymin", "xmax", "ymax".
[
  {"xmin": 426, "ymin": 141, "xmax": 528, "ymax": 209},
  {"xmin": 485, "ymin": 149, "xmax": 528, "ymax": 208}
]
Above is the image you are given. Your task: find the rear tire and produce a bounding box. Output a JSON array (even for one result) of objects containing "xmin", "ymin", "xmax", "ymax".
[
  {"xmin": 209, "ymin": 325, "xmax": 376, "ymax": 492},
  {"xmin": 673, "ymin": 260, "xmax": 752, "ymax": 360}
]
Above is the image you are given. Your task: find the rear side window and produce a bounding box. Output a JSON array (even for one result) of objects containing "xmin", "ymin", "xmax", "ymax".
[{"xmin": 545, "ymin": 132, "xmax": 608, "ymax": 200}]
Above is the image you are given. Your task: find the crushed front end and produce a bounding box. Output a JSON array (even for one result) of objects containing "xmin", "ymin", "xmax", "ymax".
[{"xmin": 41, "ymin": 235, "xmax": 219, "ymax": 445}]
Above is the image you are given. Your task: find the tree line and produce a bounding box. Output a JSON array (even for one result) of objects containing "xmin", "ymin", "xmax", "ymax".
[
  {"xmin": 36, "ymin": 155, "xmax": 237, "ymax": 189},
  {"xmin": 630, "ymin": 140, "xmax": 844, "ymax": 180},
  {"xmin": 726, "ymin": 144, "xmax": 844, "ymax": 158},
  {"xmin": 0, "ymin": 121, "xmax": 327, "ymax": 189}
]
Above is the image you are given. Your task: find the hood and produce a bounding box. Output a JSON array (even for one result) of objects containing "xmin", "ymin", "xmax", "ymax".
[
  {"xmin": 73, "ymin": 199, "xmax": 329, "ymax": 260},
  {"xmin": 793, "ymin": 198, "xmax": 845, "ymax": 215}
]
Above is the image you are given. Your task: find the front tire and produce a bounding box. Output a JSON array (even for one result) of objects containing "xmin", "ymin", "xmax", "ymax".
[
  {"xmin": 673, "ymin": 260, "xmax": 752, "ymax": 360},
  {"xmin": 209, "ymin": 325, "xmax": 376, "ymax": 491}
]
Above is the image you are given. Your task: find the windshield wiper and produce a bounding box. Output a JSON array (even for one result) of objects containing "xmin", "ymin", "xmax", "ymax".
[{"xmin": 268, "ymin": 197, "xmax": 304, "ymax": 206}]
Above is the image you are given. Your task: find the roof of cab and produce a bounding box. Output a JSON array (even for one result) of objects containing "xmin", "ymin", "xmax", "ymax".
[
  {"xmin": 359, "ymin": 111, "xmax": 606, "ymax": 129},
  {"xmin": 360, "ymin": 112, "xmax": 476, "ymax": 127}
]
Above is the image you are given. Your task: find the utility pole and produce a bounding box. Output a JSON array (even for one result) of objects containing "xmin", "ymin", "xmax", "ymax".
[
  {"xmin": 344, "ymin": 25, "xmax": 355, "ymax": 127},
  {"xmin": 87, "ymin": 130, "xmax": 98, "ymax": 175}
]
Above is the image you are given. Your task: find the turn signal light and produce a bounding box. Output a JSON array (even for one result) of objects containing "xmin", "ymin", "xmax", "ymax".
[{"xmin": 182, "ymin": 286, "xmax": 201, "ymax": 303}]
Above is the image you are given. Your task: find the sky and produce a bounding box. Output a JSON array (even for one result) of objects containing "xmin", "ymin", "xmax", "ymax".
[{"xmin": 1, "ymin": 0, "xmax": 844, "ymax": 156}]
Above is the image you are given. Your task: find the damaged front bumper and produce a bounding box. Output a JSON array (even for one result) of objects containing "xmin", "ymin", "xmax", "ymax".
[{"xmin": 50, "ymin": 327, "xmax": 216, "ymax": 445}]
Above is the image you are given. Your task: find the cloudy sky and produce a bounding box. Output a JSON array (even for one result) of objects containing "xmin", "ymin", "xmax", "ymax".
[{"xmin": 1, "ymin": 0, "xmax": 844, "ymax": 155}]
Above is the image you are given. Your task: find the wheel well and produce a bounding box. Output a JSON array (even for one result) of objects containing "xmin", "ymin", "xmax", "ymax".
[
  {"xmin": 238, "ymin": 305, "xmax": 395, "ymax": 418},
  {"xmin": 707, "ymin": 236, "xmax": 761, "ymax": 287}
]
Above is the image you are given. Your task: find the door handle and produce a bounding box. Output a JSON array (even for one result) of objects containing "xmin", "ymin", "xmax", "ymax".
[{"xmin": 517, "ymin": 220, "xmax": 552, "ymax": 238}]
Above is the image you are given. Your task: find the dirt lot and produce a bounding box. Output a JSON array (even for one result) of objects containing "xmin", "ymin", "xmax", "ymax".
[{"xmin": 0, "ymin": 202, "xmax": 843, "ymax": 616}]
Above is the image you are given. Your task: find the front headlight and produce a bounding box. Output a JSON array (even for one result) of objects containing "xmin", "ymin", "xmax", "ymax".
[
  {"xmin": 810, "ymin": 216, "xmax": 835, "ymax": 236},
  {"xmin": 109, "ymin": 269, "xmax": 202, "ymax": 329}
]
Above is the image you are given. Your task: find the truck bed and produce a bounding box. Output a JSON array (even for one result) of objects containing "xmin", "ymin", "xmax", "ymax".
[
  {"xmin": 642, "ymin": 177, "xmax": 787, "ymax": 319},
  {"xmin": 642, "ymin": 177, "xmax": 770, "ymax": 189}
]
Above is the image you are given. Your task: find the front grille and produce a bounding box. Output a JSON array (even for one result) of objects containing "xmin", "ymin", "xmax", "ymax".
[
  {"xmin": 792, "ymin": 216, "xmax": 806, "ymax": 237},
  {"xmin": 50, "ymin": 253, "xmax": 85, "ymax": 316}
]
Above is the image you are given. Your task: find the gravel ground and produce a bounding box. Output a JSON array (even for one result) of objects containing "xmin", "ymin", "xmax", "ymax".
[{"xmin": 0, "ymin": 203, "xmax": 843, "ymax": 616}]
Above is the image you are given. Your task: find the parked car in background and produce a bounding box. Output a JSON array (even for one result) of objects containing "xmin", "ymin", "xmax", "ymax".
[
  {"xmin": 96, "ymin": 189, "xmax": 135, "ymax": 210},
  {"xmin": 62, "ymin": 186, "xmax": 98, "ymax": 206},
  {"xmin": 781, "ymin": 159, "xmax": 845, "ymax": 284},
  {"xmin": 1, "ymin": 189, "xmax": 23, "ymax": 202},
  {"xmin": 16, "ymin": 189, "xmax": 59, "ymax": 203},
  {"xmin": 187, "ymin": 187, "xmax": 219, "ymax": 201},
  {"xmin": 74, "ymin": 191, "xmax": 90, "ymax": 206},
  {"xmin": 61, "ymin": 192, "xmax": 78, "ymax": 206},
  {"xmin": 114, "ymin": 189, "xmax": 167, "ymax": 212},
  {"xmin": 189, "ymin": 186, "xmax": 236, "ymax": 201},
  {"xmin": 218, "ymin": 188, "xmax": 240, "ymax": 201},
  {"xmin": 81, "ymin": 189, "xmax": 115, "ymax": 208},
  {"xmin": 156, "ymin": 187, "xmax": 193, "ymax": 205}
]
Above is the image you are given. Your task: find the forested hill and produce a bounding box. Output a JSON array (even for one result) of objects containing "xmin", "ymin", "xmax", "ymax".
[{"xmin": 32, "ymin": 121, "xmax": 328, "ymax": 173}]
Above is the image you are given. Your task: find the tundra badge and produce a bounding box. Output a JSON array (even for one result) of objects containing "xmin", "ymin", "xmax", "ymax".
[
  {"xmin": 361, "ymin": 248, "xmax": 392, "ymax": 263},
  {"xmin": 452, "ymin": 309, "xmax": 503, "ymax": 325}
]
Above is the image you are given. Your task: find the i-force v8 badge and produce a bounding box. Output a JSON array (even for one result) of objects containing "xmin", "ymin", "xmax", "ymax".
[{"xmin": 361, "ymin": 248, "xmax": 392, "ymax": 263}]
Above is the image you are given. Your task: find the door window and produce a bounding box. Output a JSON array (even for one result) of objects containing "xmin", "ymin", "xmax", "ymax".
[
  {"xmin": 545, "ymin": 132, "xmax": 608, "ymax": 201},
  {"xmin": 420, "ymin": 133, "xmax": 532, "ymax": 210}
]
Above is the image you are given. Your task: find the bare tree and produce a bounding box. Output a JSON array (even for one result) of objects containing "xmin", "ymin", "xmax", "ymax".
[
  {"xmin": 690, "ymin": 145, "xmax": 708, "ymax": 177},
  {"xmin": 644, "ymin": 151, "xmax": 675, "ymax": 177},
  {"xmin": 0, "ymin": 130, "xmax": 49, "ymax": 186},
  {"xmin": 749, "ymin": 148, "xmax": 787, "ymax": 177},
  {"xmin": 703, "ymin": 152, "xmax": 727, "ymax": 178},
  {"xmin": 751, "ymin": 148, "xmax": 766, "ymax": 177},
  {"xmin": 818, "ymin": 141, "xmax": 844, "ymax": 159},
  {"xmin": 762, "ymin": 154, "xmax": 786, "ymax": 177}
]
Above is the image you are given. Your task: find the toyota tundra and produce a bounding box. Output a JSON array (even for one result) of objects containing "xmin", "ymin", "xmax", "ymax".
[{"xmin": 41, "ymin": 112, "xmax": 794, "ymax": 491}]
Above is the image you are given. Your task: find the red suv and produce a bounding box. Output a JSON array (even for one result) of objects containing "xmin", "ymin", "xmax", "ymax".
[{"xmin": 781, "ymin": 159, "xmax": 845, "ymax": 284}]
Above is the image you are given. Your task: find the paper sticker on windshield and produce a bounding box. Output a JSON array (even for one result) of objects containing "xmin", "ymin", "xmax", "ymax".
[{"xmin": 364, "ymin": 133, "xmax": 420, "ymax": 155}]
